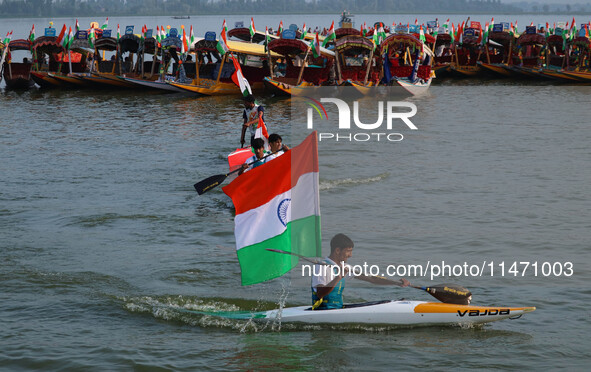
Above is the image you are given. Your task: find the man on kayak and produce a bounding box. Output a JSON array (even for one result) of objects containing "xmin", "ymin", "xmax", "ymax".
[
  {"xmin": 311, "ymin": 233, "xmax": 410, "ymax": 310},
  {"xmin": 266, "ymin": 133, "xmax": 290, "ymax": 161},
  {"xmin": 240, "ymin": 95, "xmax": 265, "ymax": 147},
  {"xmin": 238, "ymin": 138, "xmax": 269, "ymax": 175}
]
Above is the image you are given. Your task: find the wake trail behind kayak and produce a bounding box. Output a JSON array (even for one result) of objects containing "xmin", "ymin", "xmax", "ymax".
[{"xmin": 320, "ymin": 173, "xmax": 389, "ymax": 191}]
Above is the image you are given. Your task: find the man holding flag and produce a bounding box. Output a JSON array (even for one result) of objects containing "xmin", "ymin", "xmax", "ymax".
[{"xmin": 240, "ymin": 95, "xmax": 267, "ymax": 148}]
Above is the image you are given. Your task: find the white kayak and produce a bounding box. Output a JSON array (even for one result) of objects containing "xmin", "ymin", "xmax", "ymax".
[{"xmin": 260, "ymin": 300, "xmax": 536, "ymax": 326}]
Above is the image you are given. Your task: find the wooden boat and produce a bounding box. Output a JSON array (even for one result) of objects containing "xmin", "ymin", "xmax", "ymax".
[
  {"xmin": 478, "ymin": 23, "xmax": 515, "ymax": 77},
  {"xmin": 170, "ymin": 38, "xmax": 275, "ymax": 96},
  {"xmin": 263, "ymin": 37, "xmax": 335, "ymax": 96},
  {"xmin": 450, "ymin": 22, "xmax": 483, "ymax": 77},
  {"xmin": 48, "ymin": 34, "xmax": 94, "ymax": 87},
  {"xmin": 541, "ymin": 35, "xmax": 591, "ymax": 81},
  {"xmin": 379, "ymin": 33, "xmax": 434, "ymax": 95},
  {"xmin": 119, "ymin": 31, "xmax": 196, "ymax": 92},
  {"xmin": 2, "ymin": 39, "xmax": 35, "ymax": 89},
  {"xmin": 91, "ymin": 32, "xmax": 140, "ymax": 88},
  {"xmin": 334, "ymin": 35, "xmax": 379, "ymax": 94},
  {"xmin": 509, "ymin": 27, "xmax": 546, "ymax": 78},
  {"xmin": 431, "ymin": 29, "xmax": 453, "ymax": 78},
  {"xmin": 79, "ymin": 36, "xmax": 125, "ymax": 87},
  {"xmin": 30, "ymin": 35, "xmax": 65, "ymax": 88}
]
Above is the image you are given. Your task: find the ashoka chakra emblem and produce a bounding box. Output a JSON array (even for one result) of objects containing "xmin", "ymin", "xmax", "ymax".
[{"xmin": 277, "ymin": 198, "xmax": 291, "ymax": 227}]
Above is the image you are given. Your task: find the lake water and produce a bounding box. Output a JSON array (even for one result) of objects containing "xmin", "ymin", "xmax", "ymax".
[{"xmin": 2, "ymin": 14, "xmax": 591, "ymax": 371}]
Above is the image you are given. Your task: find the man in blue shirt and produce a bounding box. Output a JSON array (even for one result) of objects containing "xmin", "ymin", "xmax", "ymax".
[{"xmin": 311, "ymin": 233, "xmax": 410, "ymax": 310}]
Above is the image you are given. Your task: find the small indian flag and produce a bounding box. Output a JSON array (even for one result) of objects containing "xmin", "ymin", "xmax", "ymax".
[
  {"xmin": 277, "ymin": 21, "xmax": 283, "ymax": 36},
  {"xmin": 217, "ymin": 20, "xmax": 229, "ymax": 55},
  {"xmin": 230, "ymin": 54, "xmax": 252, "ymax": 97},
  {"xmin": 29, "ymin": 25, "xmax": 35, "ymax": 43},
  {"xmin": 264, "ymin": 26, "xmax": 271, "ymax": 52},
  {"xmin": 223, "ymin": 132, "xmax": 321, "ymax": 286},
  {"xmin": 300, "ymin": 23, "xmax": 307, "ymax": 40},
  {"xmin": 190, "ymin": 25, "xmax": 195, "ymax": 46},
  {"xmin": 181, "ymin": 26, "xmax": 188, "ymax": 55},
  {"xmin": 75, "ymin": 19, "xmax": 80, "ymax": 33},
  {"xmin": 310, "ymin": 33, "xmax": 321, "ymax": 58},
  {"xmin": 117, "ymin": 24, "xmax": 121, "ymax": 42},
  {"xmin": 322, "ymin": 21, "xmax": 335, "ymax": 47},
  {"xmin": 249, "ymin": 17, "xmax": 256, "ymax": 38},
  {"xmin": 419, "ymin": 25, "xmax": 426, "ymax": 43},
  {"xmin": 88, "ymin": 28, "xmax": 95, "ymax": 48},
  {"xmin": 3, "ymin": 30, "xmax": 13, "ymax": 45},
  {"xmin": 101, "ymin": 17, "xmax": 109, "ymax": 30}
]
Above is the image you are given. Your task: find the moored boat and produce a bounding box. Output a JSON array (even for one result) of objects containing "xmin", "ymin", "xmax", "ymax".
[
  {"xmin": 170, "ymin": 35, "xmax": 275, "ymax": 96},
  {"xmin": 334, "ymin": 34, "xmax": 379, "ymax": 94},
  {"xmin": 264, "ymin": 35, "xmax": 335, "ymax": 96},
  {"xmin": 509, "ymin": 26, "xmax": 546, "ymax": 78},
  {"xmin": 479, "ymin": 23, "xmax": 515, "ymax": 77},
  {"xmin": 30, "ymin": 34, "xmax": 65, "ymax": 88},
  {"xmin": 450, "ymin": 22, "xmax": 484, "ymax": 77},
  {"xmin": 379, "ymin": 33, "xmax": 434, "ymax": 95},
  {"xmin": 2, "ymin": 39, "xmax": 34, "ymax": 89}
]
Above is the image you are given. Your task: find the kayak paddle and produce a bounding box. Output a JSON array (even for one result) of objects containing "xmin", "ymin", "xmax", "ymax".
[
  {"xmin": 194, "ymin": 148, "xmax": 281, "ymax": 195},
  {"xmin": 266, "ymin": 248, "xmax": 472, "ymax": 305}
]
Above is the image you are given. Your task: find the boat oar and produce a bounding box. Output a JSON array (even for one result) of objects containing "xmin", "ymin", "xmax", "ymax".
[
  {"xmin": 193, "ymin": 149, "xmax": 280, "ymax": 195},
  {"xmin": 266, "ymin": 249, "xmax": 472, "ymax": 305}
]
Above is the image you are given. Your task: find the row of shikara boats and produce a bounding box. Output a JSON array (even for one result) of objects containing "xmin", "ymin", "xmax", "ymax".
[
  {"xmin": 0, "ymin": 19, "xmax": 434, "ymax": 96},
  {"xmin": 2, "ymin": 18, "xmax": 591, "ymax": 97}
]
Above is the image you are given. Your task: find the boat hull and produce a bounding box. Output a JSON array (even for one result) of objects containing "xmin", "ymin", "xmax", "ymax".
[
  {"xmin": 30, "ymin": 71, "xmax": 63, "ymax": 88},
  {"xmin": 393, "ymin": 77, "xmax": 432, "ymax": 96},
  {"xmin": 263, "ymin": 77, "xmax": 318, "ymax": 96},
  {"xmin": 263, "ymin": 300, "xmax": 536, "ymax": 325},
  {"xmin": 478, "ymin": 62, "xmax": 513, "ymax": 77},
  {"xmin": 121, "ymin": 77, "xmax": 187, "ymax": 92}
]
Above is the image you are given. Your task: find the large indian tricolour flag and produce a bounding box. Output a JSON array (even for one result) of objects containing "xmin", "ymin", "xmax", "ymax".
[{"xmin": 223, "ymin": 132, "xmax": 321, "ymax": 285}]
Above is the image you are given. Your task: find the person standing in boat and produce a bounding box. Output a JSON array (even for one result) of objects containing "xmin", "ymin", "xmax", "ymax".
[
  {"xmin": 240, "ymin": 95, "xmax": 265, "ymax": 148},
  {"xmin": 311, "ymin": 234, "xmax": 410, "ymax": 310}
]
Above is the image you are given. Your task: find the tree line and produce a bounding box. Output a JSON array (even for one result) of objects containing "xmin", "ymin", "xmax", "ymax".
[{"xmin": 0, "ymin": 0, "xmax": 521, "ymax": 18}]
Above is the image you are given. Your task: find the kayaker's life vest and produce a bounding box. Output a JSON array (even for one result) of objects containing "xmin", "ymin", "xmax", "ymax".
[{"xmin": 311, "ymin": 261, "xmax": 345, "ymax": 310}]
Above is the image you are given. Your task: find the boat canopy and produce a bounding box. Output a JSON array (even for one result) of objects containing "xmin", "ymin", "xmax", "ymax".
[
  {"xmin": 161, "ymin": 36, "xmax": 181, "ymax": 50},
  {"xmin": 546, "ymin": 34, "xmax": 564, "ymax": 47},
  {"xmin": 94, "ymin": 37, "xmax": 118, "ymax": 51},
  {"xmin": 32, "ymin": 36, "xmax": 64, "ymax": 53},
  {"xmin": 571, "ymin": 36, "xmax": 591, "ymax": 50},
  {"xmin": 335, "ymin": 27, "xmax": 360, "ymax": 39},
  {"xmin": 119, "ymin": 34, "xmax": 141, "ymax": 53},
  {"xmin": 70, "ymin": 38, "xmax": 92, "ymax": 51},
  {"xmin": 195, "ymin": 39, "xmax": 279, "ymax": 57},
  {"xmin": 228, "ymin": 27, "xmax": 278, "ymax": 44},
  {"xmin": 516, "ymin": 33, "xmax": 545, "ymax": 45},
  {"xmin": 335, "ymin": 35, "xmax": 374, "ymax": 54},
  {"xmin": 267, "ymin": 38, "xmax": 334, "ymax": 57},
  {"xmin": 489, "ymin": 31, "xmax": 514, "ymax": 44},
  {"xmin": 412, "ymin": 32, "xmax": 435, "ymax": 44},
  {"xmin": 381, "ymin": 34, "xmax": 423, "ymax": 53},
  {"xmin": 8, "ymin": 39, "xmax": 31, "ymax": 51}
]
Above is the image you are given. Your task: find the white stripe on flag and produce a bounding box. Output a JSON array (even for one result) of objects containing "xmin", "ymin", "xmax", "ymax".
[{"xmin": 234, "ymin": 172, "xmax": 319, "ymax": 250}]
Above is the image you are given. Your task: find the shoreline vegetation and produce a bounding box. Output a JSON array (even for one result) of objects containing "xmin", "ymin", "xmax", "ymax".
[
  {"xmin": 0, "ymin": 0, "xmax": 530, "ymax": 18},
  {"xmin": 2, "ymin": 0, "xmax": 591, "ymax": 18}
]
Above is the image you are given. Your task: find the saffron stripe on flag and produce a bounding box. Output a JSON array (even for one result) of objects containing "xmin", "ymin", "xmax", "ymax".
[{"xmin": 223, "ymin": 133, "xmax": 318, "ymax": 215}]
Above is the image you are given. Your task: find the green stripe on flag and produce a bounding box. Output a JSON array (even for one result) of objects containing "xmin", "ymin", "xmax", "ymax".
[{"xmin": 236, "ymin": 215, "xmax": 321, "ymax": 286}]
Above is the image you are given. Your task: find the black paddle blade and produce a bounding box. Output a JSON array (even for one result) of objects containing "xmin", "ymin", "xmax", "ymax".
[
  {"xmin": 420, "ymin": 283, "xmax": 472, "ymax": 305},
  {"xmin": 193, "ymin": 173, "xmax": 229, "ymax": 195}
]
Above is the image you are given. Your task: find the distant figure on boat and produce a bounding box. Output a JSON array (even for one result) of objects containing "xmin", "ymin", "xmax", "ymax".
[{"xmin": 241, "ymin": 95, "xmax": 265, "ymax": 148}]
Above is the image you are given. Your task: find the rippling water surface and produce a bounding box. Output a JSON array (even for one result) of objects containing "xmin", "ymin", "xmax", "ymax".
[{"xmin": 2, "ymin": 16, "xmax": 591, "ymax": 372}]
